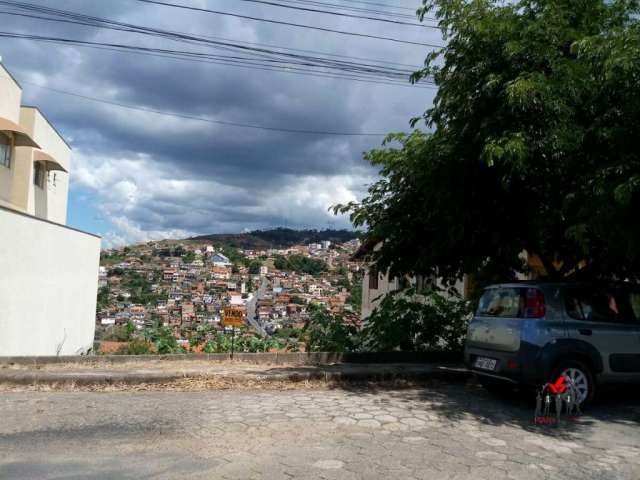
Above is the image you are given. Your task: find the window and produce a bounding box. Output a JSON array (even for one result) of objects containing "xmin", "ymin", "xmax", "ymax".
[
  {"xmin": 368, "ymin": 267, "xmax": 379, "ymax": 290},
  {"xmin": 565, "ymin": 287, "xmax": 638, "ymax": 324},
  {"xmin": 0, "ymin": 133, "xmax": 11, "ymax": 168},
  {"xmin": 33, "ymin": 162, "xmax": 44, "ymax": 188},
  {"xmin": 477, "ymin": 288, "xmax": 524, "ymax": 318}
]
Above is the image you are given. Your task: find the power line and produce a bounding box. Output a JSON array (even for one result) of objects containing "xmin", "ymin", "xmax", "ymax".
[
  {"xmin": 0, "ymin": 30, "xmax": 435, "ymax": 87},
  {"xmin": 230, "ymin": 0, "xmax": 431, "ymax": 28},
  {"xmin": 0, "ymin": 4, "xmax": 425, "ymax": 69},
  {"xmin": 0, "ymin": 2, "xmax": 438, "ymax": 86},
  {"xmin": 0, "ymin": 2, "xmax": 443, "ymax": 75},
  {"xmin": 133, "ymin": 0, "xmax": 441, "ymax": 47},
  {"xmin": 273, "ymin": 0, "xmax": 419, "ymax": 20},
  {"xmin": 20, "ymin": 80, "xmax": 403, "ymax": 137},
  {"xmin": 337, "ymin": 0, "xmax": 416, "ymax": 11}
]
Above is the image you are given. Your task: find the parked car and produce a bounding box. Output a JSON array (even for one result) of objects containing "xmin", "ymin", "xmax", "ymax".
[{"xmin": 465, "ymin": 282, "xmax": 640, "ymax": 403}]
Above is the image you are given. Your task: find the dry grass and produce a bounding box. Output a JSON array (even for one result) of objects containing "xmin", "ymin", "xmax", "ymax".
[{"xmin": 0, "ymin": 377, "xmax": 433, "ymax": 393}]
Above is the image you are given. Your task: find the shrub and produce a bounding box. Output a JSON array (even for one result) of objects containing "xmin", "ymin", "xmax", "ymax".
[
  {"xmin": 363, "ymin": 288, "xmax": 472, "ymax": 353},
  {"xmin": 115, "ymin": 339, "xmax": 154, "ymax": 355}
]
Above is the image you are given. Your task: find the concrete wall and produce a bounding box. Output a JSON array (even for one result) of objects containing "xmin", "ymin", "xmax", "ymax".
[{"xmin": 0, "ymin": 206, "xmax": 101, "ymax": 356}]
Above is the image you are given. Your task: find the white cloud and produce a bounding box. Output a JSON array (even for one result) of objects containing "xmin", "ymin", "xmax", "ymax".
[{"xmin": 71, "ymin": 148, "xmax": 370, "ymax": 246}]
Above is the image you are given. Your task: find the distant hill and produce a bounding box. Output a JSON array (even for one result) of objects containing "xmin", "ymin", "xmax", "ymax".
[{"xmin": 188, "ymin": 228, "xmax": 359, "ymax": 250}]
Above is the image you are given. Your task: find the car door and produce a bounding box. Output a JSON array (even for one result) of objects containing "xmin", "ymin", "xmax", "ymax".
[{"xmin": 564, "ymin": 286, "xmax": 640, "ymax": 382}]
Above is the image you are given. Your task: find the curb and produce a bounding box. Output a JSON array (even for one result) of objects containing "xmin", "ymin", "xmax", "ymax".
[
  {"xmin": 0, "ymin": 351, "xmax": 463, "ymax": 367},
  {"xmin": 0, "ymin": 365, "xmax": 470, "ymax": 387}
]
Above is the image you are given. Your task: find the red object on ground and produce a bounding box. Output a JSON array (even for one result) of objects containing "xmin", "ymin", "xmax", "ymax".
[{"xmin": 547, "ymin": 375, "xmax": 567, "ymax": 394}]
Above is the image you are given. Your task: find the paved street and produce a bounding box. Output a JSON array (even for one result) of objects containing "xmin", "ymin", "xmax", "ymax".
[
  {"xmin": 245, "ymin": 277, "xmax": 268, "ymax": 337},
  {"xmin": 1, "ymin": 381, "xmax": 639, "ymax": 479}
]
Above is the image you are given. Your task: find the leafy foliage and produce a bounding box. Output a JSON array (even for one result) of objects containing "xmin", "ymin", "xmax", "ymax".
[
  {"xmin": 336, "ymin": 0, "xmax": 640, "ymax": 284},
  {"xmin": 274, "ymin": 255, "xmax": 328, "ymax": 275},
  {"xmin": 362, "ymin": 289, "xmax": 472, "ymax": 353},
  {"xmin": 115, "ymin": 339, "xmax": 154, "ymax": 355},
  {"xmin": 248, "ymin": 260, "xmax": 263, "ymax": 275},
  {"xmin": 303, "ymin": 305, "xmax": 359, "ymax": 352},
  {"xmin": 143, "ymin": 326, "xmax": 186, "ymax": 354},
  {"xmin": 96, "ymin": 286, "xmax": 110, "ymax": 311},
  {"xmin": 203, "ymin": 333, "xmax": 290, "ymax": 353}
]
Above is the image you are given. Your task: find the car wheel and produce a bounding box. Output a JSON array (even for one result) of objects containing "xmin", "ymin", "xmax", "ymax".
[{"xmin": 550, "ymin": 359, "xmax": 595, "ymax": 405}]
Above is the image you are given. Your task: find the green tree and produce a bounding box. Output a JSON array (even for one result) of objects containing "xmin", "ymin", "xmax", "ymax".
[
  {"xmin": 336, "ymin": 0, "xmax": 640, "ymax": 284},
  {"xmin": 248, "ymin": 260, "xmax": 263, "ymax": 275},
  {"xmin": 183, "ymin": 251, "xmax": 196, "ymax": 264},
  {"xmin": 274, "ymin": 255, "xmax": 328, "ymax": 275},
  {"xmin": 96, "ymin": 286, "xmax": 110, "ymax": 311},
  {"xmin": 303, "ymin": 305, "xmax": 358, "ymax": 352},
  {"xmin": 143, "ymin": 326, "xmax": 185, "ymax": 354},
  {"xmin": 363, "ymin": 289, "xmax": 471, "ymax": 353}
]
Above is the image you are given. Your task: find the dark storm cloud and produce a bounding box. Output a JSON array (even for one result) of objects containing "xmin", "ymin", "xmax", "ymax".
[{"xmin": 0, "ymin": 0, "xmax": 437, "ymax": 244}]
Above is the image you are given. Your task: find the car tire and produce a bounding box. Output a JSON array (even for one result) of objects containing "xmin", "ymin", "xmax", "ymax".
[{"xmin": 550, "ymin": 359, "xmax": 595, "ymax": 405}]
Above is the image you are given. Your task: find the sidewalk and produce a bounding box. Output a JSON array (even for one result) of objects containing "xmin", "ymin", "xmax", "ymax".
[{"xmin": 0, "ymin": 359, "xmax": 469, "ymax": 389}]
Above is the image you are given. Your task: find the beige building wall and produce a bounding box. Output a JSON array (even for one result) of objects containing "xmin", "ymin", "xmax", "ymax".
[
  {"xmin": 361, "ymin": 268, "xmax": 400, "ymax": 319},
  {"xmin": 361, "ymin": 267, "xmax": 467, "ymax": 320},
  {"xmin": 0, "ymin": 66, "xmax": 22, "ymax": 209},
  {"xmin": 0, "ymin": 62, "xmax": 100, "ymax": 356},
  {"xmin": 18, "ymin": 107, "xmax": 71, "ymax": 224},
  {"xmin": 0, "ymin": 65, "xmax": 21, "ymax": 123}
]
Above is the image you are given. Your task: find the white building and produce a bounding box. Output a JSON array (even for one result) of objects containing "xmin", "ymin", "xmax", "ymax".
[
  {"xmin": 211, "ymin": 252, "xmax": 232, "ymax": 267},
  {"xmin": 0, "ymin": 63, "xmax": 101, "ymax": 356}
]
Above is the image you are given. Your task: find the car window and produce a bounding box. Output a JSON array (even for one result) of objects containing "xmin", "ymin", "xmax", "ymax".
[
  {"xmin": 477, "ymin": 288, "xmax": 524, "ymax": 317},
  {"xmin": 565, "ymin": 288, "xmax": 637, "ymax": 324}
]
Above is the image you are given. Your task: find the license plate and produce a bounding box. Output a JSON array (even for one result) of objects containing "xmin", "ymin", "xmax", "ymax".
[{"xmin": 474, "ymin": 357, "xmax": 497, "ymax": 371}]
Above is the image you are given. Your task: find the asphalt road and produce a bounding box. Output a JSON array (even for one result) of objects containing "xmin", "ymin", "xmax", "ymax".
[
  {"xmin": 245, "ymin": 277, "xmax": 268, "ymax": 337},
  {"xmin": 1, "ymin": 382, "xmax": 639, "ymax": 479}
]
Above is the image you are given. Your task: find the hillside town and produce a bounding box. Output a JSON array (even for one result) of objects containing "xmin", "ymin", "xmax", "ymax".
[{"xmin": 95, "ymin": 233, "xmax": 364, "ymax": 352}]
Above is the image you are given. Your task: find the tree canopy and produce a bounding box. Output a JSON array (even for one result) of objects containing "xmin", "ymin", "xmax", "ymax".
[
  {"xmin": 274, "ymin": 255, "xmax": 328, "ymax": 275},
  {"xmin": 336, "ymin": 0, "xmax": 640, "ymax": 284}
]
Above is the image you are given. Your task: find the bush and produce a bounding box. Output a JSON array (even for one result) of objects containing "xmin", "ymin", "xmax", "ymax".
[
  {"xmin": 203, "ymin": 334, "xmax": 289, "ymax": 353},
  {"xmin": 142, "ymin": 326, "xmax": 186, "ymax": 354},
  {"xmin": 363, "ymin": 288, "xmax": 471, "ymax": 353},
  {"xmin": 115, "ymin": 339, "xmax": 154, "ymax": 355},
  {"xmin": 303, "ymin": 305, "xmax": 359, "ymax": 352}
]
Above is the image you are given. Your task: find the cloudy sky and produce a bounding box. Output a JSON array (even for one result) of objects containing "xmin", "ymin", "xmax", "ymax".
[{"xmin": 1, "ymin": 0, "xmax": 441, "ymax": 246}]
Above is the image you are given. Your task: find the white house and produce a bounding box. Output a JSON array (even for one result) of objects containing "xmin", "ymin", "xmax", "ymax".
[{"xmin": 0, "ymin": 62, "xmax": 101, "ymax": 356}]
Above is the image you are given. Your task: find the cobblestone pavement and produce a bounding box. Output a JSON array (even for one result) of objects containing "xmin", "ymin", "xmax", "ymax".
[{"xmin": 1, "ymin": 381, "xmax": 639, "ymax": 479}]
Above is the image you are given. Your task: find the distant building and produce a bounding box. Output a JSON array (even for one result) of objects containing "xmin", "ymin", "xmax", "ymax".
[
  {"xmin": 211, "ymin": 252, "xmax": 232, "ymax": 267},
  {"xmin": 0, "ymin": 62, "xmax": 100, "ymax": 356}
]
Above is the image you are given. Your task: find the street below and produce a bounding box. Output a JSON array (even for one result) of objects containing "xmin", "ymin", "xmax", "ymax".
[{"xmin": 1, "ymin": 380, "xmax": 639, "ymax": 479}]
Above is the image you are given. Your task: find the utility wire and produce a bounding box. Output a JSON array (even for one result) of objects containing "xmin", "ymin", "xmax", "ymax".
[
  {"xmin": 0, "ymin": 3, "xmax": 438, "ymax": 85},
  {"xmin": 230, "ymin": 0, "xmax": 429, "ymax": 27},
  {"xmin": 20, "ymin": 80, "xmax": 402, "ymax": 137},
  {"xmin": 133, "ymin": 0, "xmax": 442, "ymax": 46},
  {"xmin": 273, "ymin": 0, "xmax": 418, "ymax": 20},
  {"xmin": 336, "ymin": 0, "xmax": 416, "ymax": 11},
  {"xmin": 0, "ymin": 30, "xmax": 436, "ymax": 87}
]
